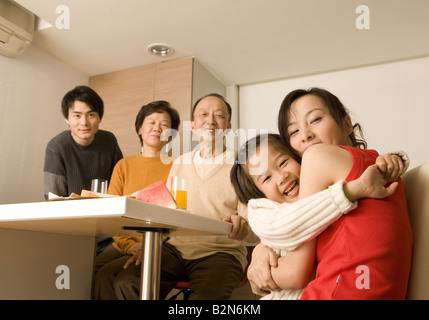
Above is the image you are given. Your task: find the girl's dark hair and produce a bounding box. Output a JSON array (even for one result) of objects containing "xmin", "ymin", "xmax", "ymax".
[
  {"xmin": 277, "ymin": 87, "xmax": 367, "ymax": 150},
  {"xmin": 230, "ymin": 133, "xmax": 300, "ymax": 205},
  {"xmin": 135, "ymin": 100, "xmax": 181, "ymax": 146},
  {"xmin": 61, "ymin": 85, "xmax": 104, "ymax": 119}
]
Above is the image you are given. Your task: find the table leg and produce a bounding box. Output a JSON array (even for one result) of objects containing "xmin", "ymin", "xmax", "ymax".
[
  {"xmin": 122, "ymin": 226, "xmax": 168, "ymax": 300},
  {"xmin": 140, "ymin": 229, "xmax": 163, "ymax": 300}
]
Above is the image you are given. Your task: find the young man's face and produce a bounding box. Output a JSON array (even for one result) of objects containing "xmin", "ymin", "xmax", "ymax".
[{"xmin": 65, "ymin": 101, "xmax": 101, "ymax": 146}]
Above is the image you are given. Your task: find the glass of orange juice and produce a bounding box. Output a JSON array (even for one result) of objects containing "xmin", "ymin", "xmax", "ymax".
[{"xmin": 171, "ymin": 176, "xmax": 187, "ymax": 210}]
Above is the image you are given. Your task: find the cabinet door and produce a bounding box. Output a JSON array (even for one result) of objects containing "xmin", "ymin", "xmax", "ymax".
[
  {"xmin": 154, "ymin": 57, "xmax": 193, "ymax": 154},
  {"xmin": 154, "ymin": 57, "xmax": 193, "ymax": 122}
]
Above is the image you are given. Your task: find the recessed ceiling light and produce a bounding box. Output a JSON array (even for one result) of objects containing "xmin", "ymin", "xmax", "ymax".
[{"xmin": 147, "ymin": 43, "xmax": 174, "ymax": 57}]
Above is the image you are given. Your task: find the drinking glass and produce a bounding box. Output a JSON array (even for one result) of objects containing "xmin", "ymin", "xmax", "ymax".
[
  {"xmin": 171, "ymin": 176, "xmax": 187, "ymax": 210},
  {"xmin": 91, "ymin": 179, "xmax": 108, "ymax": 193}
]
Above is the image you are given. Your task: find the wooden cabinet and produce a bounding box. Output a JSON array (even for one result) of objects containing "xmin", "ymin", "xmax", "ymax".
[{"xmin": 89, "ymin": 57, "xmax": 225, "ymax": 157}]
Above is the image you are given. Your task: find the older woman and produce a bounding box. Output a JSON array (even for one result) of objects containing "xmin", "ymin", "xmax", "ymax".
[{"xmin": 94, "ymin": 100, "xmax": 180, "ymax": 299}]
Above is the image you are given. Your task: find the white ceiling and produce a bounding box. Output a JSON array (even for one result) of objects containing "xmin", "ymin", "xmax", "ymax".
[{"xmin": 14, "ymin": 0, "xmax": 429, "ymax": 86}]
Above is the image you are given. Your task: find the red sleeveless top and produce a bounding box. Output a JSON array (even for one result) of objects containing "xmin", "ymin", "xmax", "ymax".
[{"xmin": 301, "ymin": 146, "xmax": 413, "ymax": 299}]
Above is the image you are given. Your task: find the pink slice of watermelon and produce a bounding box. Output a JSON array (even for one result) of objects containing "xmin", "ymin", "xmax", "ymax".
[{"xmin": 134, "ymin": 180, "xmax": 178, "ymax": 209}]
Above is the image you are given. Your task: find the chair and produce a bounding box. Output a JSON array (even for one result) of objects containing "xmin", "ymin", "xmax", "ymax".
[
  {"xmin": 402, "ymin": 162, "xmax": 429, "ymax": 300},
  {"xmin": 169, "ymin": 266, "xmax": 249, "ymax": 300}
]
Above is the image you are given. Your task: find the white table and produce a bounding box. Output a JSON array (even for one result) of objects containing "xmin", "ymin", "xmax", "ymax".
[{"xmin": 0, "ymin": 197, "xmax": 232, "ymax": 300}]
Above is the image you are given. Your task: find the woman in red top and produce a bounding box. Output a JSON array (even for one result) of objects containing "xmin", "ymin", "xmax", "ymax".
[{"xmin": 248, "ymin": 88, "xmax": 413, "ymax": 299}]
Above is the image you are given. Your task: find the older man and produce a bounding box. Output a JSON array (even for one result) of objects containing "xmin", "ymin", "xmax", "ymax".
[{"xmin": 114, "ymin": 93, "xmax": 258, "ymax": 300}]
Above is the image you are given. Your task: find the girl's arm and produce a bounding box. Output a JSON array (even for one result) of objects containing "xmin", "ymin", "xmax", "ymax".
[
  {"xmin": 248, "ymin": 179, "xmax": 357, "ymax": 251},
  {"xmin": 343, "ymin": 164, "xmax": 399, "ymax": 201}
]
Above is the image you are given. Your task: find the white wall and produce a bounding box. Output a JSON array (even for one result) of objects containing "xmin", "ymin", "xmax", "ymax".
[
  {"xmin": 0, "ymin": 45, "xmax": 88, "ymax": 204},
  {"xmin": 239, "ymin": 56, "xmax": 429, "ymax": 169}
]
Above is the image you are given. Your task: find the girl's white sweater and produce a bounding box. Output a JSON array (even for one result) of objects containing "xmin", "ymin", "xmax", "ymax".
[{"xmin": 247, "ymin": 180, "xmax": 357, "ymax": 300}]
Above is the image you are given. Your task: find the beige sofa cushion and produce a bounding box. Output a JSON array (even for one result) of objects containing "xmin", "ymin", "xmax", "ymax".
[{"xmin": 403, "ymin": 163, "xmax": 429, "ymax": 300}]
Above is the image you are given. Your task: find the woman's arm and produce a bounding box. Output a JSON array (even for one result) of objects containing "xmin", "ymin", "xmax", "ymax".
[
  {"xmin": 247, "ymin": 243, "xmax": 282, "ymax": 296},
  {"xmin": 271, "ymin": 239, "xmax": 316, "ymax": 290},
  {"xmin": 271, "ymin": 145, "xmax": 354, "ymax": 289},
  {"xmin": 298, "ymin": 144, "xmax": 402, "ymax": 199}
]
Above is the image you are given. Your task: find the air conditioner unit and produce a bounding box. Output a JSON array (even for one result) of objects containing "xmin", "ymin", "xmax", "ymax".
[{"xmin": 0, "ymin": 0, "xmax": 35, "ymax": 58}]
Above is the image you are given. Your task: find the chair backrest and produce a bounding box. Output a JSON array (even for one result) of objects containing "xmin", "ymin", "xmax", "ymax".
[{"xmin": 402, "ymin": 162, "xmax": 429, "ymax": 300}]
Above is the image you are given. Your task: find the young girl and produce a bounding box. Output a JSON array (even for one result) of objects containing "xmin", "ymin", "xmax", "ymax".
[
  {"xmin": 231, "ymin": 133, "xmax": 402, "ymax": 299},
  {"xmin": 248, "ymin": 87, "xmax": 412, "ymax": 300}
]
